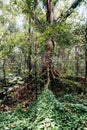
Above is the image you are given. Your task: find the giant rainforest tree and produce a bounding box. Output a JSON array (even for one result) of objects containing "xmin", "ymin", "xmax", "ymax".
[
  {"xmin": 0, "ymin": 0, "xmax": 86, "ymax": 90},
  {"xmin": 24, "ymin": 0, "xmax": 84, "ymax": 88},
  {"xmin": 8, "ymin": 0, "xmax": 84, "ymax": 87}
]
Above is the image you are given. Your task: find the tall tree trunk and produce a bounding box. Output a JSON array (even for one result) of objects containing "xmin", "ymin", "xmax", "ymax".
[
  {"xmin": 41, "ymin": 0, "xmax": 54, "ymax": 89},
  {"xmin": 85, "ymin": 25, "xmax": 87, "ymax": 81},
  {"xmin": 34, "ymin": 42, "xmax": 37, "ymax": 98},
  {"xmin": 75, "ymin": 45, "xmax": 79, "ymax": 76},
  {"xmin": 28, "ymin": 18, "xmax": 32, "ymax": 72},
  {"xmin": 34, "ymin": 1, "xmax": 38, "ymax": 98},
  {"xmin": 42, "ymin": 0, "xmax": 59, "ymax": 89}
]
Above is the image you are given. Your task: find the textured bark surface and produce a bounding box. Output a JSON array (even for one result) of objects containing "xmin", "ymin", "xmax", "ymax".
[
  {"xmin": 42, "ymin": 0, "xmax": 54, "ymax": 87},
  {"xmin": 41, "ymin": 40, "xmax": 55, "ymax": 89},
  {"xmin": 46, "ymin": 0, "xmax": 53, "ymax": 24},
  {"xmin": 42, "ymin": 1, "xmax": 59, "ymax": 89},
  {"xmin": 85, "ymin": 26, "xmax": 87, "ymax": 80},
  {"xmin": 75, "ymin": 45, "xmax": 79, "ymax": 76}
]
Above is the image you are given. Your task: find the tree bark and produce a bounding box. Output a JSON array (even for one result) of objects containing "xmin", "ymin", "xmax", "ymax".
[
  {"xmin": 42, "ymin": 0, "xmax": 59, "ymax": 89},
  {"xmin": 24, "ymin": 18, "xmax": 32, "ymax": 81},
  {"xmin": 46, "ymin": 0, "xmax": 53, "ymax": 24},
  {"xmin": 42, "ymin": 39, "xmax": 54, "ymax": 89},
  {"xmin": 2, "ymin": 59, "xmax": 6, "ymax": 86},
  {"xmin": 85, "ymin": 25, "xmax": 87, "ymax": 80},
  {"xmin": 75, "ymin": 45, "xmax": 79, "ymax": 76},
  {"xmin": 34, "ymin": 42, "xmax": 37, "ymax": 98}
]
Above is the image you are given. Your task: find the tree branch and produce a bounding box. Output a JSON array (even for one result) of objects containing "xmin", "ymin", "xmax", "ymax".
[{"xmin": 55, "ymin": 0, "xmax": 83, "ymax": 23}]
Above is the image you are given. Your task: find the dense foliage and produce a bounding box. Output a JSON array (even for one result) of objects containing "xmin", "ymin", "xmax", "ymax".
[
  {"xmin": 0, "ymin": 89, "xmax": 87, "ymax": 130},
  {"xmin": 0, "ymin": 1, "xmax": 87, "ymax": 130}
]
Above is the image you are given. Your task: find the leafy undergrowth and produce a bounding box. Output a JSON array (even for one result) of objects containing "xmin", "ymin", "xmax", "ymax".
[{"xmin": 0, "ymin": 89, "xmax": 87, "ymax": 130}]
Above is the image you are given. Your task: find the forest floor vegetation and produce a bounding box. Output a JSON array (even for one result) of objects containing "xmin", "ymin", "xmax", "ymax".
[{"xmin": 0, "ymin": 88, "xmax": 87, "ymax": 130}]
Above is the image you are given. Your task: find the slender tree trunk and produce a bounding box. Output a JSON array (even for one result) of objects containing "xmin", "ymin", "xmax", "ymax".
[
  {"xmin": 34, "ymin": 42, "xmax": 37, "ymax": 98},
  {"xmin": 85, "ymin": 25, "xmax": 87, "ymax": 81},
  {"xmin": 2, "ymin": 59, "xmax": 6, "ymax": 86},
  {"xmin": 28, "ymin": 18, "xmax": 32, "ymax": 72},
  {"xmin": 33, "ymin": 1, "xmax": 38, "ymax": 98},
  {"xmin": 26, "ymin": 46, "xmax": 32, "ymax": 72},
  {"xmin": 75, "ymin": 45, "xmax": 79, "ymax": 76}
]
